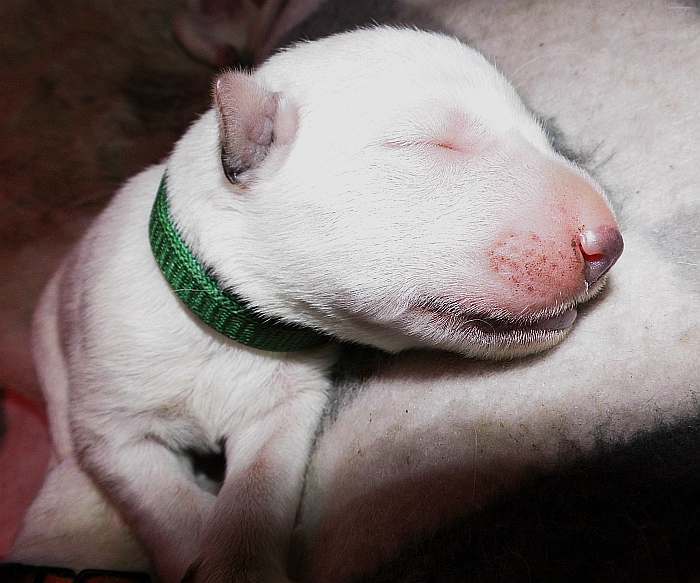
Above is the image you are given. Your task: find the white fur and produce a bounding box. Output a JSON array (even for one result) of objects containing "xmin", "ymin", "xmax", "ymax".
[
  {"xmin": 11, "ymin": 27, "xmax": 618, "ymax": 582},
  {"xmin": 297, "ymin": 2, "xmax": 700, "ymax": 580},
  {"xmin": 172, "ymin": 29, "xmax": 616, "ymax": 357},
  {"xmin": 14, "ymin": 163, "xmax": 334, "ymax": 581}
]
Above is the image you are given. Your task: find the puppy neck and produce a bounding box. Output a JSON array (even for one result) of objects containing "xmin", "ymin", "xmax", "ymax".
[{"xmin": 150, "ymin": 171, "xmax": 328, "ymax": 352}]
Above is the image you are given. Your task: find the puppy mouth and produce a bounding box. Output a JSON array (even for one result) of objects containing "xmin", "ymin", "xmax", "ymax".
[
  {"xmin": 407, "ymin": 276, "xmax": 607, "ymax": 355},
  {"xmin": 457, "ymin": 273, "xmax": 610, "ymax": 341},
  {"xmin": 469, "ymin": 305, "xmax": 578, "ymax": 335},
  {"xmin": 412, "ymin": 295, "xmax": 590, "ymax": 355},
  {"xmin": 413, "ymin": 299, "xmax": 579, "ymax": 345}
]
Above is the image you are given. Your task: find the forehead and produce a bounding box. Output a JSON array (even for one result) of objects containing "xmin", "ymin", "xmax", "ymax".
[{"xmin": 258, "ymin": 28, "xmax": 537, "ymax": 137}]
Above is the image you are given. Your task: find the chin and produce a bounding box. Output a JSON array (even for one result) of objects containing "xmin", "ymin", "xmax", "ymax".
[
  {"xmin": 460, "ymin": 326, "xmax": 574, "ymax": 360},
  {"xmin": 404, "ymin": 275, "xmax": 611, "ymax": 359}
]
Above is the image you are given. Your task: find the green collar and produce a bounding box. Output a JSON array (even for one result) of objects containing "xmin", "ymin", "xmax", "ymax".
[{"xmin": 149, "ymin": 175, "xmax": 328, "ymax": 351}]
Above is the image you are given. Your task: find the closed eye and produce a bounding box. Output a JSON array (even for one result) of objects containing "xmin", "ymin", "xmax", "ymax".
[
  {"xmin": 383, "ymin": 138, "xmax": 469, "ymax": 156},
  {"xmin": 429, "ymin": 140, "xmax": 461, "ymax": 152}
]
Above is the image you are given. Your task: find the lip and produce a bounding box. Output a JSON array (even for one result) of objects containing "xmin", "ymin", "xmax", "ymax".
[
  {"xmin": 532, "ymin": 306, "xmax": 578, "ymax": 330},
  {"xmin": 411, "ymin": 293, "xmax": 592, "ymax": 353},
  {"xmin": 462, "ymin": 264, "xmax": 609, "ymax": 342},
  {"xmin": 467, "ymin": 306, "xmax": 578, "ymax": 336}
]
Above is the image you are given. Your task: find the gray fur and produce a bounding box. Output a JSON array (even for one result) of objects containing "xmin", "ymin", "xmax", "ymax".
[
  {"xmin": 646, "ymin": 205, "xmax": 700, "ymax": 292},
  {"xmin": 539, "ymin": 115, "xmax": 593, "ymax": 167}
]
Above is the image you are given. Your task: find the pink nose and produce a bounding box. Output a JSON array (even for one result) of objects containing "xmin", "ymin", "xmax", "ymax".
[{"xmin": 579, "ymin": 225, "xmax": 624, "ymax": 285}]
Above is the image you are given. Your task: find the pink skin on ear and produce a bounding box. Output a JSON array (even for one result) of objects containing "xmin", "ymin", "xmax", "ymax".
[
  {"xmin": 215, "ymin": 71, "xmax": 298, "ymax": 182},
  {"xmin": 214, "ymin": 71, "xmax": 298, "ymax": 181}
]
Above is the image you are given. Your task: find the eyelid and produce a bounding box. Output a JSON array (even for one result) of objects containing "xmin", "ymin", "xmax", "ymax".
[
  {"xmin": 383, "ymin": 138, "xmax": 465, "ymax": 154},
  {"xmin": 428, "ymin": 140, "xmax": 461, "ymax": 152}
]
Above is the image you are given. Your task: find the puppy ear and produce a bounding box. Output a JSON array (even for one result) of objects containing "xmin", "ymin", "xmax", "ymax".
[{"xmin": 214, "ymin": 71, "xmax": 294, "ymax": 183}]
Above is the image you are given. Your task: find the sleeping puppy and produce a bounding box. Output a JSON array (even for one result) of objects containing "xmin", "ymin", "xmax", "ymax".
[{"xmin": 11, "ymin": 27, "xmax": 621, "ymax": 582}]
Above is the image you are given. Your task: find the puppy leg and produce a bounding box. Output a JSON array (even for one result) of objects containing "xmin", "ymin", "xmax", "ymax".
[
  {"xmin": 185, "ymin": 388, "xmax": 327, "ymax": 583},
  {"xmin": 76, "ymin": 429, "xmax": 217, "ymax": 583},
  {"xmin": 9, "ymin": 455, "xmax": 148, "ymax": 572}
]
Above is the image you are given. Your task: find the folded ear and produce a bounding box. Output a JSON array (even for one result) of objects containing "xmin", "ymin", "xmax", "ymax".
[{"xmin": 214, "ymin": 71, "xmax": 296, "ymax": 183}]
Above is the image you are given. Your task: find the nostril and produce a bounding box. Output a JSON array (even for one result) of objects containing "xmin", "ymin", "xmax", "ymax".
[
  {"xmin": 579, "ymin": 225, "xmax": 624, "ymax": 285},
  {"xmin": 581, "ymin": 251, "xmax": 605, "ymax": 263}
]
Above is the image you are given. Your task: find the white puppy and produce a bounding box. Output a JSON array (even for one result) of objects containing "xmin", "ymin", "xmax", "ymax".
[{"xmin": 13, "ymin": 28, "xmax": 622, "ymax": 582}]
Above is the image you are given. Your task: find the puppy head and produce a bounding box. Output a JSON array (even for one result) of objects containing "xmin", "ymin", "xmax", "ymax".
[{"xmin": 174, "ymin": 28, "xmax": 622, "ymax": 358}]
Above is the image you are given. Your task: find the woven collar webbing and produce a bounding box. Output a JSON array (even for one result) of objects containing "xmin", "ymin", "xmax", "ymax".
[{"xmin": 149, "ymin": 175, "xmax": 328, "ymax": 351}]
